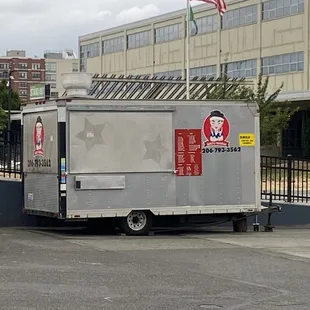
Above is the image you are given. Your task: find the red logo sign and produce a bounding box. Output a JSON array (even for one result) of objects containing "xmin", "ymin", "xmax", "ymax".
[
  {"xmin": 33, "ymin": 116, "xmax": 45, "ymax": 157},
  {"xmin": 203, "ymin": 110, "xmax": 230, "ymax": 146}
]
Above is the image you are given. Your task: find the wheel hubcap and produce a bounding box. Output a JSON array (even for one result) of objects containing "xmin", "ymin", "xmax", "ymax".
[{"xmin": 127, "ymin": 211, "xmax": 147, "ymax": 231}]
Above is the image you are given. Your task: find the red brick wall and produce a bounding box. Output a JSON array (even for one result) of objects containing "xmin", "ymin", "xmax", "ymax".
[{"xmin": 0, "ymin": 57, "xmax": 46, "ymax": 102}]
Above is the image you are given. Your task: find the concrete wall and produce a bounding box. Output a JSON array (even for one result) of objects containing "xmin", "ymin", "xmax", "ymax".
[
  {"xmin": 0, "ymin": 179, "xmax": 25, "ymax": 226},
  {"xmin": 257, "ymin": 202, "xmax": 310, "ymax": 227},
  {"xmin": 0, "ymin": 179, "xmax": 78, "ymax": 228},
  {"xmin": 1, "ymin": 178, "xmax": 310, "ymax": 228}
]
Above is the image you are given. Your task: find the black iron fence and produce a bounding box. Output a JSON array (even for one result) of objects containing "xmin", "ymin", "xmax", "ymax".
[
  {"xmin": 1, "ymin": 130, "xmax": 310, "ymax": 204},
  {"xmin": 261, "ymin": 155, "xmax": 310, "ymax": 203},
  {"xmin": 0, "ymin": 130, "xmax": 21, "ymax": 179}
]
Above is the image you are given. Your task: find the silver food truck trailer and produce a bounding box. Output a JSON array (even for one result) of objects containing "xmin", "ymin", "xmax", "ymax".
[{"xmin": 21, "ymin": 73, "xmax": 275, "ymax": 235}]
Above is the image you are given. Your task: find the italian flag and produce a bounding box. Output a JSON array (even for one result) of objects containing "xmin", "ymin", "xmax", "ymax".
[
  {"xmin": 189, "ymin": 2, "xmax": 198, "ymax": 36},
  {"xmin": 196, "ymin": 0, "xmax": 227, "ymax": 16}
]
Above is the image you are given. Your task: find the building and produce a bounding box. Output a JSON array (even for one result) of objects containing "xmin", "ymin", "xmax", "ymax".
[
  {"xmin": 6, "ymin": 50, "xmax": 26, "ymax": 57},
  {"xmin": 0, "ymin": 50, "xmax": 45, "ymax": 101},
  {"xmin": 44, "ymin": 49, "xmax": 79, "ymax": 99},
  {"xmin": 79, "ymin": 0, "xmax": 307, "ymax": 157},
  {"xmin": 79, "ymin": 0, "xmax": 305, "ymax": 93}
]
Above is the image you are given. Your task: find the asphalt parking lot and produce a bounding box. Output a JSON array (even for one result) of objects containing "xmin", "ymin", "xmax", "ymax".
[{"xmin": 1, "ymin": 227, "xmax": 310, "ymax": 310}]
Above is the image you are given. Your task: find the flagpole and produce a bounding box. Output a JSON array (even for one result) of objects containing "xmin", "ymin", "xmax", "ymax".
[
  {"xmin": 186, "ymin": 0, "xmax": 190, "ymax": 100},
  {"xmin": 219, "ymin": 13, "xmax": 222, "ymax": 77}
]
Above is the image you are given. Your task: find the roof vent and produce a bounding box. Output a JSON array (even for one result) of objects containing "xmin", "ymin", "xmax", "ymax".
[{"xmin": 61, "ymin": 72, "xmax": 92, "ymax": 97}]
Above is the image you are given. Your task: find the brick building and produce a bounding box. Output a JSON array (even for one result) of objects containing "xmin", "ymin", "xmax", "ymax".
[{"xmin": 0, "ymin": 50, "xmax": 45, "ymax": 101}]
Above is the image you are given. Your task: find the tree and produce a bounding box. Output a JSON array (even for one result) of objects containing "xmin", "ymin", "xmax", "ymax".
[
  {"xmin": 0, "ymin": 79, "xmax": 21, "ymax": 130},
  {"xmin": 213, "ymin": 69, "xmax": 298, "ymax": 146},
  {"xmin": 0, "ymin": 108, "xmax": 6, "ymax": 130}
]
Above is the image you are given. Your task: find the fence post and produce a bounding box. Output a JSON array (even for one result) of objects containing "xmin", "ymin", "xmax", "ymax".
[
  {"xmin": 8, "ymin": 131, "xmax": 12, "ymax": 176},
  {"xmin": 287, "ymin": 154, "xmax": 292, "ymax": 203}
]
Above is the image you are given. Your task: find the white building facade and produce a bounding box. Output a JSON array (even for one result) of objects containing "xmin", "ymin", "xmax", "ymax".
[
  {"xmin": 45, "ymin": 50, "xmax": 79, "ymax": 98},
  {"xmin": 79, "ymin": 0, "xmax": 306, "ymax": 94}
]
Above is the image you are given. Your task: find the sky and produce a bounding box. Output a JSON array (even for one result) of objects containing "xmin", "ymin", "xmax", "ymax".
[{"xmin": 0, "ymin": 0, "xmax": 203, "ymax": 58}]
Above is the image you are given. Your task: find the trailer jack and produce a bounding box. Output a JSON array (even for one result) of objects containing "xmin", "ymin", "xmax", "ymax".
[{"xmin": 252, "ymin": 193, "xmax": 282, "ymax": 232}]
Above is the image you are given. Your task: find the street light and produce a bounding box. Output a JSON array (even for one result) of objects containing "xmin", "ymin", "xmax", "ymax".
[{"xmin": 4, "ymin": 63, "xmax": 16, "ymax": 174}]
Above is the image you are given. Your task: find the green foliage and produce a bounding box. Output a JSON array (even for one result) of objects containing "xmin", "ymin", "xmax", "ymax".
[
  {"xmin": 0, "ymin": 79, "xmax": 21, "ymax": 130},
  {"xmin": 216, "ymin": 70, "xmax": 298, "ymax": 146},
  {"xmin": 0, "ymin": 79, "xmax": 21, "ymax": 110},
  {"xmin": 0, "ymin": 107, "xmax": 6, "ymax": 130}
]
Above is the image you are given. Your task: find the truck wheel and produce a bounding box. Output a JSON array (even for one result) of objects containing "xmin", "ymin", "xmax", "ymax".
[
  {"xmin": 120, "ymin": 210, "xmax": 152, "ymax": 236},
  {"xmin": 233, "ymin": 216, "xmax": 248, "ymax": 232}
]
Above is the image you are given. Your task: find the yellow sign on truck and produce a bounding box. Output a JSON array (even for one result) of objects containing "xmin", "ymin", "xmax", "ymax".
[{"xmin": 239, "ymin": 133, "xmax": 255, "ymax": 146}]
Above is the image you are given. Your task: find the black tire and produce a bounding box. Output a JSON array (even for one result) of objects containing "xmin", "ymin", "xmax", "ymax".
[
  {"xmin": 233, "ymin": 216, "xmax": 248, "ymax": 232},
  {"xmin": 119, "ymin": 210, "xmax": 152, "ymax": 236}
]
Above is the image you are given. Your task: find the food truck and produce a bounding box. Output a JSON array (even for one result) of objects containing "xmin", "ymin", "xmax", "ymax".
[{"xmin": 21, "ymin": 73, "xmax": 269, "ymax": 235}]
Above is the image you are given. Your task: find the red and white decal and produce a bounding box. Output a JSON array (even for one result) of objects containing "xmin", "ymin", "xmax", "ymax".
[
  {"xmin": 175, "ymin": 129, "xmax": 202, "ymax": 177},
  {"xmin": 202, "ymin": 110, "xmax": 230, "ymax": 147},
  {"xmin": 33, "ymin": 116, "xmax": 45, "ymax": 157}
]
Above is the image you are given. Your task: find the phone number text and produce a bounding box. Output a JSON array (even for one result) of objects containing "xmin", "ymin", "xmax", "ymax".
[
  {"xmin": 28, "ymin": 159, "xmax": 51, "ymax": 168},
  {"xmin": 202, "ymin": 147, "xmax": 241, "ymax": 154}
]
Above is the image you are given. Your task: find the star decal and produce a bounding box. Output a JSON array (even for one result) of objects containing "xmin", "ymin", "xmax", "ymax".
[
  {"xmin": 76, "ymin": 117, "xmax": 106, "ymax": 151},
  {"xmin": 143, "ymin": 135, "xmax": 168, "ymax": 164}
]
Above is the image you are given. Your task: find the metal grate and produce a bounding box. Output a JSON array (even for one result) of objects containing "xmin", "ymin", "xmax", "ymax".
[
  {"xmin": 62, "ymin": 74, "xmax": 252, "ymax": 100},
  {"xmin": 0, "ymin": 130, "xmax": 21, "ymax": 179}
]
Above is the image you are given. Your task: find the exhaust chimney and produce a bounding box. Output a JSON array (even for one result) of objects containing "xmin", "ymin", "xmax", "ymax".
[{"xmin": 61, "ymin": 72, "xmax": 93, "ymax": 97}]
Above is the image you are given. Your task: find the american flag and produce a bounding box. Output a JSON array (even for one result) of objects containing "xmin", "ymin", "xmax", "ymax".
[{"xmin": 197, "ymin": 0, "xmax": 227, "ymax": 16}]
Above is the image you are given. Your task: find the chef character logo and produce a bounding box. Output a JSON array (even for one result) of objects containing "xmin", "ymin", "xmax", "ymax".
[
  {"xmin": 203, "ymin": 110, "xmax": 230, "ymax": 146},
  {"xmin": 33, "ymin": 116, "xmax": 45, "ymax": 157}
]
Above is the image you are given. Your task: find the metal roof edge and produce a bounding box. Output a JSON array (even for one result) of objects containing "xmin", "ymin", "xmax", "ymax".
[{"xmin": 276, "ymin": 91, "xmax": 310, "ymax": 102}]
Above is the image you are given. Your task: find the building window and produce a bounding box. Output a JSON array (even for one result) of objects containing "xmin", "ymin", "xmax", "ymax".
[
  {"xmin": 222, "ymin": 5, "xmax": 257, "ymax": 29},
  {"xmin": 50, "ymin": 83, "xmax": 57, "ymax": 88},
  {"xmin": 19, "ymin": 82, "xmax": 27, "ymax": 88},
  {"xmin": 103, "ymin": 36, "xmax": 124, "ymax": 53},
  {"xmin": 32, "ymin": 63, "xmax": 41, "ymax": 70},
  {"xmin": 51, "ymin": 92, "xmax": 59, "ymax": 97},
  {"xmin": 155, "ymin": 24, "xmax": 181, "ymax": 43},
  {"xmin": 190, "ymin": 65, "xmax": 217, "ymax": 78},
  {"xmin": 0, "ymin": 63, "xmax": 9, "ymax": 69},
  {"xmin": 262, "ymin": 0, "xmax": 304, "ymax": 21},
  {"xmin": 79, "ymin": 42, "xmax": 100, "ymax": 70},
  {"xmin": 0, "ymin": 71, "xmax": 9, "ymax": 78},
  {"xmin": 19, "ymin": 90, "xmax": 28, "ymax": 96},
  {"xmin": 191, "ymin": 15, "xmax": 217, "ymax": 36},
  {"xmin": 18, "ymin": 63, "xmax": 28, "ymax": 69},
  {"xmin": 32, "ymin": 73, "xmax": 41, "ymax": 79},
  {"xmin": 127, "ymin": 31, "xmax": 151, "ymax": 49},
  {"xmin": 19, "ymin": 72, "xmax": 27, "ymax": 79},
  {"xmin": 222, "ymin": 59, "xmax": 257, "ymax": 78},
  {"xmin": 46, "ymin": 73, "xmax": 56, "ymax": 81},
  {"xmin": 80, "ymin": 42, "xmax": 100, "ymax": 58},
  {"xmin": 282, "ymin": 111, "xmax": 303, "ymax": 152},
  {"xmin": 46, "ymin": 62, "xmax": 56, "ymax": 72},
  {"xmin": 72, "ymin": 62, "xmax": 79, "ymax": 72},
  {"xmin": 155, "ymin": 70, "xmax": 182, "ymax": 78},
  {"xmin": 262, "ymin": 52, "xmax": 304, "ymax": 75}
]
